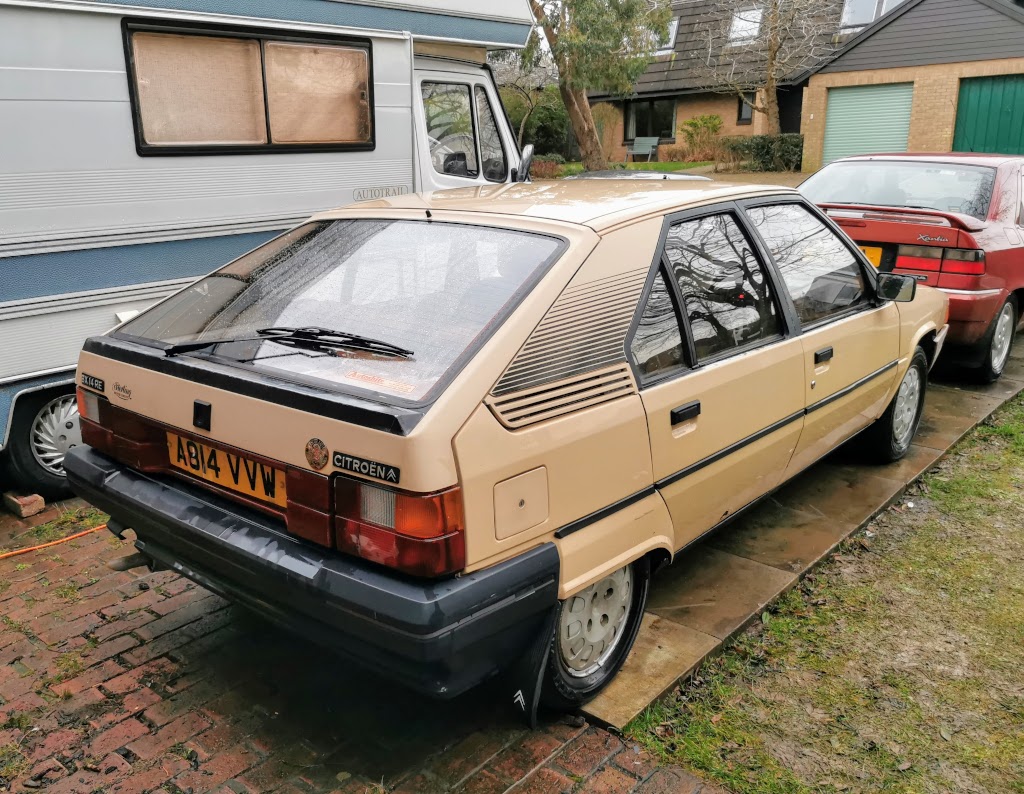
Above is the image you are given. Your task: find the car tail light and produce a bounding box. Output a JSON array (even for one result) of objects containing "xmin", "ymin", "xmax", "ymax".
[
  {"xmin": 941, "ymin": 248, "xmax": 985, "ymax": 275},
  {"xmin": 285, "ymin": 467, "xmax": 332, "ymax": 547},
  {"xmin": 76, "ymin": 387, "xmax": 102, "ymax": 422},
  {"xmin": 78, "ymin": 391, "xmax": 166, "ymax": 470},
  {"xmin": 334, "ymin": 477, "xmax": 465, "ymax": 577},
  {"xmin": 896, "ymin": 245, "xmax": 943, "ymax": 272}
]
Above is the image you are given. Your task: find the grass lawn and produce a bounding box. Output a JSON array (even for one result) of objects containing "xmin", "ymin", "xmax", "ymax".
[
  {"xmin": 629, "ymin": 395, "xmax": 1024, "ymax": 793},
  {"xmin": 558, "ymin": 160, "xmax": 711, "ymax": 177}
]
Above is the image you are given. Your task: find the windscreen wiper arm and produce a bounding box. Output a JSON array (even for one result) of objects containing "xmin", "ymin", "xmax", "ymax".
[{"xmin": 163, "ymin": 326, "xmax": 414, "ymax": 358}]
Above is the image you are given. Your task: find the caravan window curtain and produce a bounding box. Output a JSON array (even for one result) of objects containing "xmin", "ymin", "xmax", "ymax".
[{"xmin": 127, "ymin": 24, "xmax": 374, "ymax": 155}]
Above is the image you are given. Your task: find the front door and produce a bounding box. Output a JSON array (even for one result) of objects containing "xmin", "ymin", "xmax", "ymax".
[
  {"xmin": 743, "ymin": 201, "xmax": 900, "ymax": 476},
  {"xmin": 632, "ymin": 207, "xmax": 806, "ymax": 549}
]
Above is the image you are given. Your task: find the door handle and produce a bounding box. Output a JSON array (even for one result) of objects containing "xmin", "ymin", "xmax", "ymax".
[
  {"xmin": 814, "ymin": 347, "xmax": 834, "ymax": 365},
  {"xmin": 671, "ymin": 400, "xmax": 701, "ymax": 426}
]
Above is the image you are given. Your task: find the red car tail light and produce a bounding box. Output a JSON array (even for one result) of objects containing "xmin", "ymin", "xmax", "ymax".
[
  {"xmin": 896, "ymin": 245, "xmax": 943, "ymax": 272},
  {"xmin": 285, "ymin": 467, "xmax": 332, "ymax": 547},
  {"xmin": 941, "ymin": 248, "xmax": 986, "ymax": 275},
  {"xmin": 334, "ymin": 477, "xmax": 466, "ymax": 577}
]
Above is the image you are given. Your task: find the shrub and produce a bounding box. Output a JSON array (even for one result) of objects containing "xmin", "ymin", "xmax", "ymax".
[
  {"xmin": 658, "ymin": 144, "xmax": 689, "ymax": 162},
  {"xmin": 530, "ymin": 159, "xmax": 562, "ymax": 179},
  {"xmin": 533, "ymin": 153, "xmax": 566, "ymax": 164},
  {"xmin": 721, "ymin": 134, "xmax": 804, "ymax": 171},
  {"xmin": 679, "ymin": 114, "xmax": 724, "ymax": 162}
]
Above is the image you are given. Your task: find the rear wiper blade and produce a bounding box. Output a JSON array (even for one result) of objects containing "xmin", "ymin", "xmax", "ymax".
[{"xmin": 163, "ymin": 326, "xmax": 414, "ymax": 359}]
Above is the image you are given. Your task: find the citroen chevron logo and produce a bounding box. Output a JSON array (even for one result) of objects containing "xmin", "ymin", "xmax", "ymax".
[{"xmin": 513, "ymin": 690, "xmax": 526, "ymax": 711}]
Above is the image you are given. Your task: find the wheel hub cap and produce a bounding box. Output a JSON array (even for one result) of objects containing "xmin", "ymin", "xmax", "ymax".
[
  {"xmin": 558, "ymin": 565, "xmax": 633, "ymax": 677},
  {"xmin": 30, "ymin": 395, "xmax": 81, "ymax": 476},
  {"xmin": 892, "ymin": 366, "xmax": 922, "ymax": 449},
  {"xmin": 990, "ymin": 304, "xmax": 1014, "ymax": 373}
]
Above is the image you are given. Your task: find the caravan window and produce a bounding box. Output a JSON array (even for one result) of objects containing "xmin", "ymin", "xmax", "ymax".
[{"xmin": 126, "ymin": 24, "xmax": 373, "ymax": 155}]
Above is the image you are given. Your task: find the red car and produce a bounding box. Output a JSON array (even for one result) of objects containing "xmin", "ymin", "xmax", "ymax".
[{"xmin": 802, "ymin": 153, "xmax": 1023, "ymax": 381}]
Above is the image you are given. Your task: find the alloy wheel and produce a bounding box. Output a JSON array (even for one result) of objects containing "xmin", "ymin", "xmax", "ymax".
[
  {"xmin": 30, "ymin": 394, "xmax": 81, "ymax": 476},
  {"xmin": 558, "ymin": 565, "xmax": 633, "ymax": 678},
  {"xmin": 892, "ymin": 365, "xmax": 922, "ymax": 450},
  {"xmin": 990, "ymin": 302, "xmax": 1015, "ymax": 374}
]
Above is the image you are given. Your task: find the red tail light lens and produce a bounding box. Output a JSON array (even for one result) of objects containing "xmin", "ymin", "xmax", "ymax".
[
  {"xmin": 941, "ymin": 248, "xmax": 985, "ymax": 275},
  {"xmin": 896, "ymin": 245, "xmax": 943, "ymax": 272},
  {"xmin": 334, "ymin": 477, "xmax": 465, "ymax": 577}
]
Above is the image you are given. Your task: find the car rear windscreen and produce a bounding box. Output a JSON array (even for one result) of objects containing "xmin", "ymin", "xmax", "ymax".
[
  {"xmin": 801, "ymin": 161, "xmax": 996, "ymax": 221},
  {"xmin": 117, "ymin": 220, "xmax": 564, "ymax": 403}
]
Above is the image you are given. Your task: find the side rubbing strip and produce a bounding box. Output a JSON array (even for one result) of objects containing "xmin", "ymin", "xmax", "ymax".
[
  {"xmin": 553, "ymin": 487, "xmax": 657, "ymax": 539},
  {"xmin": 656, "ymin": 410, "xmax": 805, "ymax": 490},
  {"xmin": 806, "ymin": 360, "xmax": 898, "ymax": 414}
]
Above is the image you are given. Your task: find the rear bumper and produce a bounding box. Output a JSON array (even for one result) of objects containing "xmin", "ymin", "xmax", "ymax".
[
  {"xmin": 941, "ymin": 287, "xmax": 1006, "ymax": 348},
  {"xmin": 65, "ymin": 446, "xmax": 559, "ymax": 698}
]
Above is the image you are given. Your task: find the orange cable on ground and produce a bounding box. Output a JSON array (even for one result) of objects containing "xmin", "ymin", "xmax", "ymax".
[{"xmin": 0, "ymin": 524, "xmax": 107, "ymax": 561}]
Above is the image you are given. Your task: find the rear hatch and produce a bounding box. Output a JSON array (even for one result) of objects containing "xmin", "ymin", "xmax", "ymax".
[
  {"xmin": 803, "ymin": 158, "xmax": 995, "ymax": 289},
  {"xmin": 822, "ymin": 205, "xmax": 987, "ymax": 289},
  {"xmin": 75, "ymin": 216, "xmax": 566, "ymax": 577}
]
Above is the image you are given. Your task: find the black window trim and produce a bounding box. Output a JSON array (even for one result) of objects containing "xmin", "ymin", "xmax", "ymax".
[
  {"xmin": 625, "ymin": 200, "xmax": 799, "ymax": 389},
  {"xmin": 473, "ymin": 84, "xmax": 509, "ymax": 184},
  {"xmin": 736, "ymin": 195, "xmax": 887, "ymax": 333},
  {"xmin": 122, "ymin": 18, "xmax": 376, "ymax": 157},
  {"xmin": 110, "ymin": 218, "xmax": 569, "ymax": 411},
  {"xmin": 421, "ymin": 79, "xmax": 485, "ymax": 181},
  {"xmin": 623, "ymin": 98, "xmax": 677, "ymax": 144}
]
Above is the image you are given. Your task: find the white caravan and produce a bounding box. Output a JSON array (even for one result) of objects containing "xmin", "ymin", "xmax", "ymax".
[{"xmin": 0, "ymin": 0, "xmax": 534, "ymax": 496}]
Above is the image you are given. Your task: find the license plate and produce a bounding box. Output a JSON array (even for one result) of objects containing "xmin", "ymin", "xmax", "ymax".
[
  {"xmin": 859, "ymin": 246, "xmax": 883, "ymax": 267},
  {"xmin": 167, "ymin": 433, "xmax": 287, "ymax": 507}
]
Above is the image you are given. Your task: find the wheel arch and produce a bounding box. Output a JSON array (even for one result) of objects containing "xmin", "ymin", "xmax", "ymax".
[
  {"xmin": 0, "ymin": 374, "xmax": 76, "ymax": 452},
  {"xmin": 553, "ymin": 490, "xmax": 674, "ymax": 600}
]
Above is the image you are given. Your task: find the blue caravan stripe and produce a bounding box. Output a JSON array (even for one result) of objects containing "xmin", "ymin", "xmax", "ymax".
[
  {"xmin": 82, "ymin": 0, "xmax": 532, "ymax": 46},
  {"xmin": 2, "ymin": 231, "xmax": 282, "ymax": 303}
]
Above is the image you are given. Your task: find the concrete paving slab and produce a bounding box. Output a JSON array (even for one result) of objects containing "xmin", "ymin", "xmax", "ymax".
[
  {"xmin": 708, "ymin": 498, "xmax": 857, "ymax": 573},
  {"xmin": 582, "ymin": 615, "xmax": 719, "ymax": 730},
  {"xmin": 770, "ymin": 461, "xmax": 906, "ymax": 527},
  {"xmin": 646, "ymin": 547, "xmax": 797, "ymax": 640},
  {"xmin": 915, "ymin": 386, "xmax": 1002, "ymax": 451}
]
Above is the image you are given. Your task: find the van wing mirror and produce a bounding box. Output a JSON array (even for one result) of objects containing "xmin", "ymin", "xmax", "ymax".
[
  {"xmin": 443, "ymin": 152, "xmax": 469, "ymax": 176},
  {"xmin": 876, "ymin": 272, "xmax": 917, "ymax": 303},
  {"xmin": 515, "ymin": 144, "xmax": 535, "ymax": 183}
]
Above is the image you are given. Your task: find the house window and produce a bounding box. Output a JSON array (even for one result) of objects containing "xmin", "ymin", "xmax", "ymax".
[
  {"xmin": 737, "ymin": 93, "xmax": 755, "ymax": 125},
  {"xmin": 626, "ymin": 99, "xmax": 676, "ymax": 141},
  {"xmin": 728, "ymin": 7, "xmax": 763, "ymax": 44},
  {"xmin": 126, "ymin": 24, "xmax": 373, "ymax": 155},
  {"xmin": 840, "ymin": 0, "xmax": 906, "ymax": 31},
  {"xmin": 656, "ymin": 18, "xmax": 680, "ymax": 54}
]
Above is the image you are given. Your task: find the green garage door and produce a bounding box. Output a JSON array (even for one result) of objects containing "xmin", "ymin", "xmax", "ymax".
[
  {"xmin": 822, "ymin": 83, "xmax": 914, "ymax": 165},
  {"xmin": 953, "ymin": 75, "xmax": 1024, "ymax": 155}
]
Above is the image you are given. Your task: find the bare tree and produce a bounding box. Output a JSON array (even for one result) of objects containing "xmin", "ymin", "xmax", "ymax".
[{"xmin": 688, "ymin": 0, "xmax": 842, "ymax": 135}]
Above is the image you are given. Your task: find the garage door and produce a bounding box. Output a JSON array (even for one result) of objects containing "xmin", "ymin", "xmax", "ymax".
[
  {"xmin": 822, "ymin": 83, "xmax": 914, "ymax": 165},
  {"xmin": 953, "ymin": 75, "xmax": 1024, "ymax": 155}
]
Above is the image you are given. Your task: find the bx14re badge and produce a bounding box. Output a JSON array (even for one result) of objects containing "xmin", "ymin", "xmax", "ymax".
[{"xmin": 333, "ymin": 452, "xmax": 400, "ymax": 484}]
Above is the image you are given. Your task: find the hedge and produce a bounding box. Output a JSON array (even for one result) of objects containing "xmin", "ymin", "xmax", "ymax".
[{"xmin": 722, "ymin": 134, "xmax": 804, "ymax": 172}]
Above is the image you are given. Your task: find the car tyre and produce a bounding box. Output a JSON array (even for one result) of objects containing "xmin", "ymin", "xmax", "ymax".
[
  {"xmin": 862, "ymin": 347, "xmax": 928, "ymax": 464},
  {"xmin": 973, "ymin": 296, "xmax": 1016, "ymax": 384},
  {"xmin": 5, "ymin": 387, "xmax": 81, "ymax": 500},
  {"xmin": 541, "ymin": 556, "xmax": 650, "ymax": 710}
]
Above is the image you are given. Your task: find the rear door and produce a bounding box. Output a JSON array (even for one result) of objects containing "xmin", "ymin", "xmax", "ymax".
[
  {"xmin": 631, "ymin": 205, "xmax": 805, "ymax": 548},
  {"xmin": 742, "ymin": 199, "xmax": 900, "ymax": 476}
]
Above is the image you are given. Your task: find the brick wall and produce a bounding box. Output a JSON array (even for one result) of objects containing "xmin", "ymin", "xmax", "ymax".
[
  {"xmin": 596, "ymin": 90, "xmax": 770, "ymax": 163},
  {"xmin": 801, "ymin": 57, "xmax": 1024, "ymax": 172}
]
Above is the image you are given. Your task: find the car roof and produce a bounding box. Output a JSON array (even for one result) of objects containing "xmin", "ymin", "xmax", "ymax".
[
  {"xmin": 834, "ymin": 152, "xmax": 1020, "ymax": 168},
  {"xmin": 322, "ymin": 180, "xmax": 798, "ymax": 232}
]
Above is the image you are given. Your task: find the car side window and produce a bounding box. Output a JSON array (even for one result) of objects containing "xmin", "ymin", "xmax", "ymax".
[
  {"xmin": 474, "ymin": 86, "xmax": 507, "ymax": 183},
  {"xmin": 421, "ymin": 82, "xmax": 479, "ymax": 178},
  {"xmin": 665, "ymin": 213, "xmax": 782, "ymax": 362},
  {"xmin": 631, "ymin": 270, "xmax": 685, "ymax": 381},
  {"xmin": 747, "ymin": 204, "xmax": 867, "ymax": 326}
]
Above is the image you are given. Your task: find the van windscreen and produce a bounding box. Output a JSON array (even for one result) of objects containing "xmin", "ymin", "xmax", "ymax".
[{"xmin": 117, "ymin": 220, "xmax": 564, "ymax": 402}]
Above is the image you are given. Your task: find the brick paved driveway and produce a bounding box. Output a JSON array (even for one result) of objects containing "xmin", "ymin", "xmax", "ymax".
[{"xmin": 1, "ymin": 507, "xmax": 719, "ymax": 794}]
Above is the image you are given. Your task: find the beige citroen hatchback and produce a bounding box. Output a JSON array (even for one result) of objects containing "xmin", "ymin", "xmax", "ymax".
[{"xmin": 67, "ymin": 180, "xmax": 948, "ymax": 710}]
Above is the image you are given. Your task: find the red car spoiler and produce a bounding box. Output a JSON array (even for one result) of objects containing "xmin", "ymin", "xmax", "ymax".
[{"xmin": 818, "ymin": 203, "xmax": 988, "ymax": 233}]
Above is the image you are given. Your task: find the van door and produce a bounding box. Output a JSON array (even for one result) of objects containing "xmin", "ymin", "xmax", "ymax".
[
  {"xmin": 633, "ymin": 206, "xmax": 806, "ymax": 549},
  {"xmin": 414, "ymin": 68, "xmax": 516, "ymax": 190},
  {"xmin": 742, "ymin": 200, "xmax": 900, "ymax": 477}
]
